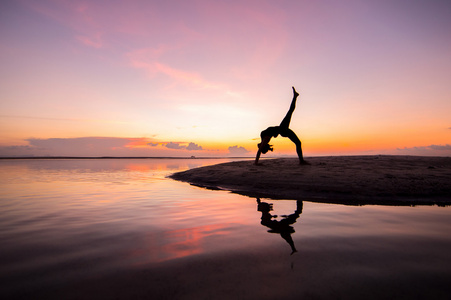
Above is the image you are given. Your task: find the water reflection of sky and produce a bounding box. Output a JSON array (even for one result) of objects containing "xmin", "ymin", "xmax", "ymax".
[{"xmin": 1, "ymin": 159, "xmax": 450, "ymax": 299}]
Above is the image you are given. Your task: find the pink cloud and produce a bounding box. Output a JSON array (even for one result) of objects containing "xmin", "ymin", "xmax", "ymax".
[
  {"xmin": 26, "ymin": 0, "xmax": 288, "ymax": 82},
  {"xmin": 153, "ymin": 62, "xmax": 222, "ymax": 90},
  {"xmin": 76, "ymin": 34, "xmax": 103, "ymax": 48},
  {"xmin": 127, "ymin": 48, "xmax": 224, "ymax": 90}
]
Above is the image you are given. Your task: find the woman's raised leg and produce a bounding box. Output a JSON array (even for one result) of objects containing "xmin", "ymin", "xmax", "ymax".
[{"xmin": 279, "ymin": 87, "xmax": 299, "ymax": 130}]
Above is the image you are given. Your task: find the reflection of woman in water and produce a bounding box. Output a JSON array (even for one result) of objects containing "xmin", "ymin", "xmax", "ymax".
[
  {"xmin": 257, "ymin": 198, "xmax": 303, "ymax": 255},
  {"xmin": 255, "ymin": 87, "xmax": 308, "ymax": 165}
]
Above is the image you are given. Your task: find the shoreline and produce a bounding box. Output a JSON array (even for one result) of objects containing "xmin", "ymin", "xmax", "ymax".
[{"xmin": 170, "ymin": 155, "xmax": 451, "ymax": 206}]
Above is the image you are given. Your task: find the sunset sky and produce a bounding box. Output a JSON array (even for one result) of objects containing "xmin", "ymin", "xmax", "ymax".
[{"xmin": 1, "ymin": 0, "xmax": 450, "ymax": 157}]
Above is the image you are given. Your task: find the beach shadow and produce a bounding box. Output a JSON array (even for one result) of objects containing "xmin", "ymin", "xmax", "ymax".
[{"xmin": 256, "ymin": 198, "xmax": 303, "ymax": 254}]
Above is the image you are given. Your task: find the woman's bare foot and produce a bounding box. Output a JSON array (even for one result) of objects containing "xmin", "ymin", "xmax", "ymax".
[{"xmin": 292, "ymin": 86, "xmax": 299, "ymax": 98}]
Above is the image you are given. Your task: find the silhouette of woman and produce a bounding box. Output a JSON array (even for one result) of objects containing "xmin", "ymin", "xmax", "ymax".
[
  {"xmin": 256, "ymin": 198, "xmax": 303, "ymax": 255},
  {"xmin": 255, "ymin": 86, "xmax": 308, "ymax": 165}
]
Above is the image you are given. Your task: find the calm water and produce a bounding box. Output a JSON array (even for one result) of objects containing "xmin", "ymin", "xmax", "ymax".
[{"xmin": 1, "ymin": 159, "xmax": 450, "ymax": 299}]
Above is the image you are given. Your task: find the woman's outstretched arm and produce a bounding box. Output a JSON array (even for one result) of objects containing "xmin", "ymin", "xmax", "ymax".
[
  {"xmin": 255, "ymin": 136, "xmax": 271, "ymax": 165},
  {"xmin": 255, "ymin": 149, "xmax": 263, "ymax": 165}
]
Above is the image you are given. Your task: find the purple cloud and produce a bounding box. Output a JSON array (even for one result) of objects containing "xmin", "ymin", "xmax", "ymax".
[
  {"xmin": 0, "ymin": 137, "xmax": 208, "ymax": 157},
  {"xmin": 429, "ymin": 144, "xmax": 451, "ymax": 151},
  {"xmin": 0, "ymin": 137, "xmax": 183, "ymax": 157},
  {"xmin": 397, "ymin": 144, "xmax": 451, "ymax": 156},
  {"xmin": 27, "ymin": 137, "xmax": 129, "ymax": 149},
  {"xmin": 165, "ymin": 142, "xmax": 185, "ymax": 150},
  {"xmin": 186, "ymin": 142, "xmax": 203, "ymax": 151},
  {"xmin": 228, "ymin": 145, "xmax": 250, "ymax": 155}
]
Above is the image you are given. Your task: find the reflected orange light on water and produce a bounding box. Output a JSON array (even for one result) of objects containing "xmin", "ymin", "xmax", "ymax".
[
  {"xmin": 123, "ymin": 163, "xmax": 152, "ymax": 172},
  {"xmin": 128, "ymin": 223, "xmax": 235, "ymax": 265},
  {"xmin": 160, "ymin": 223, "xmax": 232, "ymax": 261}
]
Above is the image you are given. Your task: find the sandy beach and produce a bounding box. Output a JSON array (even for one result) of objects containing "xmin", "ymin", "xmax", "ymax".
[{"xmin": 170, "ymin": 155, "xmax": 451, "ymax": 205}]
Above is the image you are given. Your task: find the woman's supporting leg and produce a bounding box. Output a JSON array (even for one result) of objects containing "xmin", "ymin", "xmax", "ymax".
[{"xmin": 285, "ymin": 129, "xmax": 306, "ymax": 164}]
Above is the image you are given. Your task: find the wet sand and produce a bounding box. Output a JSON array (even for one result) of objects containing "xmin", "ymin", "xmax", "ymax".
[{"xmin": 170, "ymin": 155, "xmax": 451, "ymax": 205}]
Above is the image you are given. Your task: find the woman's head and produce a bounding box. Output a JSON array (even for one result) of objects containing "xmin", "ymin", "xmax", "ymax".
[
  {"xmin": 258, "ymin": 143, "xmax": 274, "ymax": 154},
  {"xmin": 257, "ymin": 201, "xmax": 273, "ymax": 213},
  {"xmin": 272, "ymin": 126, "xmax": 280, "ymax": 138}
]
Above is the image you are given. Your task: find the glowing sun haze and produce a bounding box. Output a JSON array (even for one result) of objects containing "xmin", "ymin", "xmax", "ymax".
[{"xmin": 1, "ymin": 0, "xmax": 450, "ymax": 157}]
